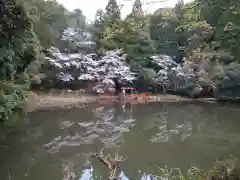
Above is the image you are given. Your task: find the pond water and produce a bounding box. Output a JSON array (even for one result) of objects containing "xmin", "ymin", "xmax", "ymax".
[{"xmin": 0, "ymin": 102, "xmax": 240, "ymax": 180}]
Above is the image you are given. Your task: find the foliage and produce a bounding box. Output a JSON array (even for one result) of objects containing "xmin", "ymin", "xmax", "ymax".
[
  {"xmin": 91, "ymin": 0, "xmax": 121, "ymax": 53},
  {"xmin": 91, "ymin": 9, "xmax": 106, "ymax": 53},
  {"xmin": 96, "ymin": 1, "xmax": 155, "ymax": 70},
  {"xmin": 105, "ymin": 0, "xmax": 121, "ymax": 25},
  {"xmin": 0, "ymin": 0, "xmax": 89, "ymax": 126},
  {"xmin": 147, "ymin": 0, "xmax": 240, "ymax": 98},
  {"xmin": 192, "ymin": 0, "xmax": 240, "ymax": 62},
  {"xmin": 20, "ymin": 0, "xmax": 86, "ymax": 50},
  {"xmin": 182, "ymin": 0, "xmax": 240, "ymax": 98},
  {"xmin": 154, "ymin": 158, "xmax": 239, "ymax": 180},
  {"xmin": 0, "ymin": 0, "xmax": 41, "ymax": 81},
  {"xmin": 0, "ymin": 82, "xmax": 26, "ymax": 127},
  {"xmin": 20, "ymin": 0, "xmax": 66, "ymax": 49},
  {"xmin": 69, "ymin": 9, "xmax": 86, "ymax": 32},
  {"xmin": 149, "ymin": 1, "xmax": 185, "ymax": 62},
  {"xmin": 0, "ymin": 0, "xmax": 40, "ymax": 125},
  {"xmin": 212, "ymin": 62, "xmax": 240, "ymax": 100},
  {"xmin": 138, "ymin": 68, "xmax": 157, "ymax": 86},
  {"xmin": 131, "ymin": 0, "xmax": 144, "ymax": 16}
]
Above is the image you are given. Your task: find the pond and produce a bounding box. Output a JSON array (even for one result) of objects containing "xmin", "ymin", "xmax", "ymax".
[{"xmin": 0, "ymin": 102, "xmax": 240, "ymax": 180}]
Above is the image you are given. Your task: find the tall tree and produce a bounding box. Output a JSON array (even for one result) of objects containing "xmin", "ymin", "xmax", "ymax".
[
  {"xmin": 149, "ymin": 8, "xmax": 180, "ymax": 58},
  {"xmin": 92, "ymin": 9, "xmax": 106, "ymax": 52},
  {"xmin": 132, "ymin": 0, "xmax": 144, "ymax": 16},
  {"xmin": 69, "ymin": 9, "xmax": 86, "ymax": 33},
  {"xmin": 21, "ymin": 0, "xmax": 69, "ymax": 49},
  {"xmin": 196, "ymin": 0, "xmax": 240, "ymax": 60},
  {"xmin": 105, "ymin": 0, "xmax": 121, "ymax": 24},
  {"xmin": 0, "ymin": 0, "xmax": 40, "ymax": 124}
]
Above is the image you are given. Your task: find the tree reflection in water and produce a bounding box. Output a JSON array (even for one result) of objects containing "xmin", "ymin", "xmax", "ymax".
[{"xmin": 77, "ymin": 103, "xmax": 155, "ymax": 180}]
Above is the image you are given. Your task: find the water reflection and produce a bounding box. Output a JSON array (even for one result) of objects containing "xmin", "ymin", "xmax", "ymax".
[
  {"xmin": 79, "ymin": 167, "xmax": 93, "ymax": 180},
  {"xmin": 78, "ymin": 168, "xmax": 131, "ymax": 180},
  {"xmin": 150, "ymin": 118, "xmax": 193, "ymax": 143},
  {"xmin": 1, "ymin": 102, "xmax": 240, "ymax": 180},
  {"xmin": 44, "ymin": 103, "xmax": 136, "ymax": 153},
  {"xmin": 78, "ymin": 167, "xmax": 156, "ymax": 180}
]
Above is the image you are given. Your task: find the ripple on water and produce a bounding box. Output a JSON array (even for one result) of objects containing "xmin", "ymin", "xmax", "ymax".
[
  {"xmin": 100, "ymin": 133, "xmax": 123, "ymax": 148},
  {"xmin": 44, "ymin": 133, "xmax": 101, "ymax": 153},
  {"xmin": 60, "ymin": 120, "xmax": 74, "ymax": 129},
  {"xmin": 44, "ymin": 106, "xmax": 137, "ymax": 153},
  {"xmin": 78, "ymin": 121, "xmax": 95, "ymax": 128},
  {"xmin": 150, "ymin": 117, "xmax": 193, "ymax": 143}
]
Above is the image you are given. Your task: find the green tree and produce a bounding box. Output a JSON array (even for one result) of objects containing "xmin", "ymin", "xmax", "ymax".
[
  {"xmin": 105, "ymin": 0, "xmax": 121, "ymax": 24},
  {"xmin": 91, "ymin": 9, "xmax": 106, "ymax": 53},
  {"xmin": 100, "ymin": 0, "xmax": 155, "ymax": 69},
  {"xmin": 0, "ymin": 0, "xmax": 40, "ymax": 125},
  {"xmin": 149, "ymin": 2, "xmax": 186, "ymax": 62},
  {"xmin": 69, "ymin": 9, "xmax": 86, "ymax": 33},
  {"xmin": 21, "ymin": 0, "xmax": 69, "ymax": 50},
  {"xmin": 132, "ymin": 0, "xmax": 144, "ymax": 16},
  {"xmin": 150, "ymin": 8, "xmax": 178, "ymax": 55}
]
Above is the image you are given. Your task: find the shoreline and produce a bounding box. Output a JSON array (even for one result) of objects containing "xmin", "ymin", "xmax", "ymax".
[
  {"xmin": 25, "ymin": 92, "xmax": 97, "ymax": 112},
  {"xmin": 25, "ymin": 91, "xmax": 217, "ymax": 112}
]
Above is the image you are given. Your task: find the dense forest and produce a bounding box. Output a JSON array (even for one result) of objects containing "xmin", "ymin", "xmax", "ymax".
[{"xmin": 1, "ymin": 0, "xmax": 240, "ymax": 125}]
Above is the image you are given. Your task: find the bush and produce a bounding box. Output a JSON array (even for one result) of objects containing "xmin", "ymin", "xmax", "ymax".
[{"xmin": 0, "ymin": 82, "xmax": 26, "ymax": 128}]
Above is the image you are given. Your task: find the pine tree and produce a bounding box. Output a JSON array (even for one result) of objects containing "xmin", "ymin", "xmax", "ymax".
[
  {"xmin": 105, "ymin": 0, "xmax": 121, "ymax": 24},
  {"xmin": 92, "ymin": 9, "xmax": 106, "ymax": 51},
  {"xmin": 175, "ymin": 0, "xmax": 184, "ymax": 21},
  {"xmin": 132, "ymin": 0, "xmax": 143, "ymax": 16},
  {"xmin": 94, "ymin": 9, "xmax": 105, "ymax": 26},
  {"xmin": 70, "ymin": 9, "xmax": 86, "ymax": 34}
]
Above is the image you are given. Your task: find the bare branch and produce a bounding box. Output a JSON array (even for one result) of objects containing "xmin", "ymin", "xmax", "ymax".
[
  {"xmin": 185, "ymin": 0, "xmax": 207, "ymax": 9},
  {"xmin": 90, "ymin": 149, "xmax": 127, "ymax": 180},
  {"xmin": 219, "ymin": 0, "xmax": 239, "ymax": 16}
]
